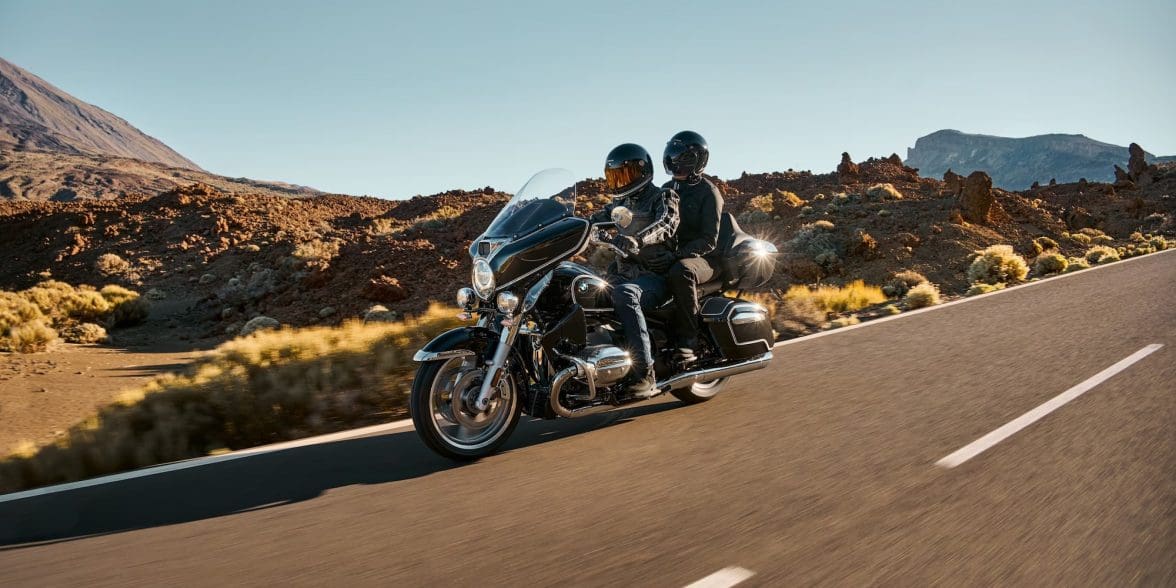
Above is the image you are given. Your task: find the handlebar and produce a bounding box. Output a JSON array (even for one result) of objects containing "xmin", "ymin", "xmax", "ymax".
[{"xmin": 588, "ymin": 222, "xmax": 631, "ymax": 259}]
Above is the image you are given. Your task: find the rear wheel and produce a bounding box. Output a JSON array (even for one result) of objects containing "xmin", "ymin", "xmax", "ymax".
[
  {"xmin": 409, "ymin": 356, "xmax": 521, "ymax": 461},
  {"xmin": 671, "ymin": 377, "xmax": 727, "ymax": 404}
]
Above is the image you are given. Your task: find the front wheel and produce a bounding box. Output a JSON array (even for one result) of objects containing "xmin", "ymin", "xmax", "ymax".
[
  {"xmin": 409, "ymin": 356, "xmax": 521, "ymax": 461},
  {"xmin": 671, "ymin": 377, "xmax": 728, "ymax": 404}
]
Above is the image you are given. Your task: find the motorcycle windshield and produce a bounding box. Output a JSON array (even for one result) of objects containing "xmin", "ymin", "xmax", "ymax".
[{"xmin": 482, "ymin": 168, "xmax": 577, "ymax": 239}]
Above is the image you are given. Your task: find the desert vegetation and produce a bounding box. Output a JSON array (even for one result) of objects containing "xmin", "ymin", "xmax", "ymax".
[
  {"xmin": 0, "ymin": 280, "xmax": 148, "ymax": 352},
  {"xmin": 967, "ymin": 245, "xmax": 1029, "ymax": 286},
  {"xmin": 0, "ymin": 304, "xmax": 461, "ymax": 492}
]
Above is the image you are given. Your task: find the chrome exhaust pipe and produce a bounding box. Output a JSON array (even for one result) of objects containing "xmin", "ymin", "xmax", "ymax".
[
  {"xmin": 549, "ymin": 365, "xmax": 616, "ymax": 419},
  {"xmin": 656, "ymin": 352, "xmax": 773, "ymax": 392},
  {"xmin": 551, "ymin": 352, "xmax": 773, "ymax": 418}
]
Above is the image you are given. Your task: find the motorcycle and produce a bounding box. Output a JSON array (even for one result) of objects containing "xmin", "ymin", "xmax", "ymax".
[{"xmin": 409, "ymin": 169, "xmax": 778, "ymax": 460}]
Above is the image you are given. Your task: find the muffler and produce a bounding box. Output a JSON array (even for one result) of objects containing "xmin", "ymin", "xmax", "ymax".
[
  {"xmin": 656, "ymin": 352, "xmax": 773, "ymax": 392},
  {"xmin": 549, "ymin": 352, "xmax": 774, "ymax": 418}
]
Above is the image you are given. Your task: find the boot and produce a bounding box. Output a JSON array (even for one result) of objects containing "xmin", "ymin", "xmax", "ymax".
[
  {"xmin": 673, "ymin": 335, "xmax": 699, "ymax": 365},
  {"xmin": 625, "ymin": 365, "xmax": 658, "ymax": 399}
]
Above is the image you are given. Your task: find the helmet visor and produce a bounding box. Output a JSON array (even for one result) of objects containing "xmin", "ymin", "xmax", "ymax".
[{"xmin": 605, "ymin": 160, "xmax": 645, "ymax": 192}]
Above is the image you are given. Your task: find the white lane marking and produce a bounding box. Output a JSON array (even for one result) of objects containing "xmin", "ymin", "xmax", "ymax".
[
  {"xmin": 685, "ymin": 567, "xmax": 756, "ymax": 588},
  {"xmin": 774, "ymin": 248, "xmax": 1176, "ymax": 348},
  {"xmin": 936, "ymin": 344, "xmax": 1164, "ymax": 468},
  {"xmin": 3, "ymin": 249, "xmax": 1171, "ymax": 500},
  {"xmin": 0, "ymin": 418, "xmax": 415, "ymax": 503}
]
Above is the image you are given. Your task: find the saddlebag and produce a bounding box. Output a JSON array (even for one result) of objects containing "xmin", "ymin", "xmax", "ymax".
[{"xmin": 700, "ymin": 297, "xmax": 773, "ymax": 360}]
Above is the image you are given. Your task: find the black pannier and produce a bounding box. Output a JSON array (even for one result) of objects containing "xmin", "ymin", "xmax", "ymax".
[{"xmin": 700, "ymin": 296, "xmax": 773, "ymax": 360}]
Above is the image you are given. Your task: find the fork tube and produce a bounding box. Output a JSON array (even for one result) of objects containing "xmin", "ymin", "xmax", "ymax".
[{"xmin": 473, "ymin": 317, "xmax": 521, "ymax": 411}]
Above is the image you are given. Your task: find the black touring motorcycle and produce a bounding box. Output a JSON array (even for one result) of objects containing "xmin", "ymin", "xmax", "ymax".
[{"xmin": 410, "ymin": 169, "xmax": 778, "ymax": 460}]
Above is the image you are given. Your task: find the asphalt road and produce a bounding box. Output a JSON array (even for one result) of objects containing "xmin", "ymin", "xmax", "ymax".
[{"xmin": 2, "ymin": 251, "xmax": 1173, "ymax": 587}]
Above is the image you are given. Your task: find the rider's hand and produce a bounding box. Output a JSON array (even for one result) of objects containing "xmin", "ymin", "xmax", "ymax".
[
  {"xmin": 609, "ymin": 234, "xmax": 640, "ymax": 256},
  {"xmin": 639, "ymin": 248, "xmax": 676, "ymax": 273}
]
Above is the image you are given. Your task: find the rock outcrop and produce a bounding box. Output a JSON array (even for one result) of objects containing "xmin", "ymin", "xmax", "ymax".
[
  {"xmin": 958, "ymin": 171, "xmax": 994, "ymax": 224},
  {"xmin": 837, "ymin": 152, "xmax": 859, "ymax": 183}
]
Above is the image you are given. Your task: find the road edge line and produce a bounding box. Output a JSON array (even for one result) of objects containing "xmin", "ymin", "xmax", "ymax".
[{"xmin": 0, "ymin": 419, "xmax": 414, "ymax": 503}]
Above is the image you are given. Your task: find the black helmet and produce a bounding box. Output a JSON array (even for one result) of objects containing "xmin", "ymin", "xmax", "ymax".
[
  {"xmin": 663, "ymin": 130, "xmax": 709, "ymax": 181},
  {"xmin": 604, "ymin": 143, "xmax": 654, "ymax": 197}
]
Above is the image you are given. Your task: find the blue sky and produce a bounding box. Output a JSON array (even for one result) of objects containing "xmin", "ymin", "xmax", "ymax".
[{"xmin": 1, "ymin": 0, "xmax": 1173, "ymax": 198}]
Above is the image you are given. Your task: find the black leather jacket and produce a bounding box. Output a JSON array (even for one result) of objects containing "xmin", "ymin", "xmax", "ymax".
[
  {"xmin": 591, "ymin": 182, "xmax": 680, "ymax": 275},
  {"xmin": 662, "ymin": 178, "xmax": 722, "ymax": 258}
]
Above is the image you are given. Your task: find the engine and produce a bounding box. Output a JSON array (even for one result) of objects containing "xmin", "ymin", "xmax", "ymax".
[{"xmin": 569, "ymin": 345, "xmax": 632, "ymax": 389}]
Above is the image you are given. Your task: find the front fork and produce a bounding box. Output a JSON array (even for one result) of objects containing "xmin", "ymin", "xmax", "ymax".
[{"xmin": 473, "ymin": 315, "xmax": 522, "ymax": 411}]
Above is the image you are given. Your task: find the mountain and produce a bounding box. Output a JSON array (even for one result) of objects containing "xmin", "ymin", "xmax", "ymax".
[
  {"xmin": 0, "ymin": 57, "xmax": 200, "ymax": 169},
  {"xmin": 904, "ymin": 129, "xmax": 1176, "ymax": 190},
  {"xmin": 0, "ymin": 145, "xmax": 321, "ymax": 200}
]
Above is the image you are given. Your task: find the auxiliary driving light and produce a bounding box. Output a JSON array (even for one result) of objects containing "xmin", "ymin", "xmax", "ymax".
[
  {"xmin": 496, "ymin": 291, "xmax": 520, "ymax": 315},
  {"xmin": 456, "ymin": 287, "xmax": 475, "ymax": 308}
]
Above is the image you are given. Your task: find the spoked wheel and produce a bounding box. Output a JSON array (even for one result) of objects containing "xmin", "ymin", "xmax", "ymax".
[
  {"xmin": 409, "ymin": 356, "xmax": 521, "ymax": 461},
  {"xmin": 671, "ymin": 377, "xmax": 728, "ymax": 405}
]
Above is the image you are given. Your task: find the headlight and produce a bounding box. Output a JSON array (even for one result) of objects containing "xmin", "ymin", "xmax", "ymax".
[
  {"xmin": 472, "ymin": 259, "xmax": 495, "ymax": 299},
  {"xmin": 456, "ymin": 287, "xmax": 475, "ymax": 308},
  {"xmin": 496, "ymin": 291, "xmax": 520, "ymax": 315}
]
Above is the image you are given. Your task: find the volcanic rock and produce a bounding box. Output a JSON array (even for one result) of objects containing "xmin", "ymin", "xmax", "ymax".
[
  {"xmin": 837, "ymin": 153, "xmax": 859, "ymax": 183},
  {"xmin": 958, "ymin": 171, "xmax": 994, "ymax": 224},
  {"xmin": 362, "ymin": 275, "xmax": 410, "ymax": 303}
]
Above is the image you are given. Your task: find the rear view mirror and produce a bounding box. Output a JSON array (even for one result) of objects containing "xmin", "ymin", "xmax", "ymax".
[{"xmin": 611, "ymin": 206, "xmax": 633, "ymax": 229}]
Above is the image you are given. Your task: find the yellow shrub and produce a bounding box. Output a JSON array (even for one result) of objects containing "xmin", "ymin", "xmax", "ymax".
[
  {"xmin": 0, "ymin": 304, "xmax": 463, "ymax": 492},
  {"xmin": 3, "ymin": 320, "xmax": 56, "ymax": 352},
  {"xmin": 1033, "ymin": 252, "xmax": 1068, "ymax": 275},
  {"xmin": 786, "ymin": 280, "xmax": 886, "ymax": 313},
  {"xmin": 866, "ymin": 183, "xmax": 903, "ymax": 200},
  {"xmin": 1084, "ymin": 245, "xmax": 1120, "ymax": 264},
  {"xmin": 903, "ymin": 282, "xmax": 941, "ymax": 309},
  {"xmin": 967, "ymin": 245, "xmax": 1029, "ymax": 285}
]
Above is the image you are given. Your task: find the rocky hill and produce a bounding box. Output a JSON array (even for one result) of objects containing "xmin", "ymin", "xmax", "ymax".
[
  {"xmin": 0, "ymin": 58, "xmax": 322, "ymax": 201},
  {"xmin": 0, "ymin": 57, "xmax": 199, "ymax": 169},
  {"xmin": 1, "ymin": 150, "xmax": 1171, "ymax": 344},
  {"xmin": 905, "ymin": 129, "xmax": 1176, "ymax": 190},
  {"xmin": 0, "ymin": 143, "xmax": 321, "ymax": 201}
]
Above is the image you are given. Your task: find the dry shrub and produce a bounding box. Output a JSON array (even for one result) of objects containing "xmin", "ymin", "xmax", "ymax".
[
  {"xmin": 786, "ymin": 280, "xmax": 886, "ymax": 313},
  {"xmin": 1148, "ymin": 235, "xmax": 1167, "ymax": 251},
  {"xmin": 866, "ymin": 183, "xmax": 903, "ymax": 200},
  {"xmin": 60, "ymin": 322, "xmax": 108, "ymax": 344},
  {"xmin": 1077, "ymin": 228, "xmax": 1106, "ymax": 237},
  {"xmin": 1084, "ymin": 245, "xmax": 1120, "ymax": 264},
  {"xmin": 1033, "ymin": 252, "xmax": 1068, "ymax": 275},
  {"xmin": 4, "ymin": 320, "xmax": 56, "ymax": 352},
  {"xmin": 903, "ymin": 282, "xmax": 941, "ymax": 309},
  {"xmin": 884, "ymin": 270, "xmax": 928, "ymax": 297},
  {"xmin": 830, "ymin": 316, "xmax": 860, "ymax": 328},
  {"xmin": 1063, "ymin": 232, "xmax": 1092, "ymax": 245},
  {"xmin": 967, "ymin": 245, "xmax": 1029, "ymax": 285},
  {"xmin": 292, "ymin": 239, "xmax": 340, "ymax": 265},
  {"xmin": 0, "ymin": 305, "xmax": 463, "ymax": 492},
  {"xmin": 368, "ymin": 217, "xmax": 400, "ymax": 236},
  {"xmin": 96, "ymin": 253, "xmax": 131, "ymax": 276},
  {"xmin": 966, "ymin": 282, "xmax": 1006, "ymax": 296},
  {"xmin": 1091, "ymin": 235, "xmax": 1114, "ymax": 246},
  {"xmin": 1031, "ymin": 236, "xmax": 1059, "ymax": 255},
  {"xmin": 101, "ymin": 286, "xmax": 150, "ymax": 327},
  {"xmin": 1064, "ymin": 257, "xmax": 1091, "ymax": 272}
]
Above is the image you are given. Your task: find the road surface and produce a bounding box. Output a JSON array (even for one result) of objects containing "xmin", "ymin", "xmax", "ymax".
[{"xmin": 2, "ymin": 250, "xmax": 1173, "ymax": 586}]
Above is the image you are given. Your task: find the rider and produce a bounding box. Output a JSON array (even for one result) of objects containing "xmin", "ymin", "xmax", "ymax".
[
  {"xmin": 661, "ymin": 131, "xmax": 723, "ymax": 363},
  {"xmin": 592, "ymin": 143, "xmax": 680, "ymax": 397}
]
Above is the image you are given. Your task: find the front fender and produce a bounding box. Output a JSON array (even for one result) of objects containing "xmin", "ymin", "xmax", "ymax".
[{"xmin": 413, "ymin": 326, "xmax": 498, "ymax": 362}]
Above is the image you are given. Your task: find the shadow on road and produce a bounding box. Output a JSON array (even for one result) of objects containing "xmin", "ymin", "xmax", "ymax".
[{"xmin": 0, "ymin": 401, "xmax": 680, "ymax": 548}]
